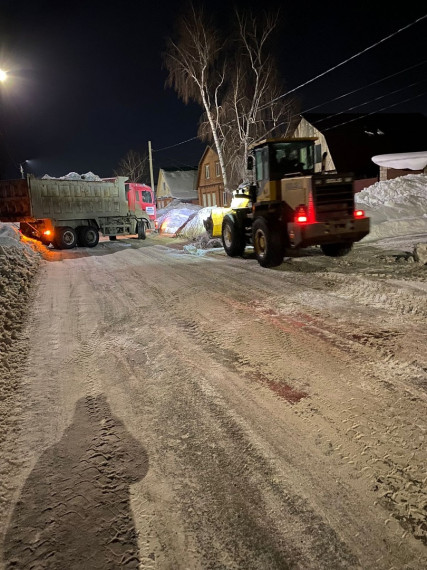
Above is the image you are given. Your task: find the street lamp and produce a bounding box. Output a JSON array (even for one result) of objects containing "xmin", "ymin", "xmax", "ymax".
[
  {"xmin": 19, "ymin": 161, "xmax": 28, "ymax": 179},
  {"xmin": 0, "ymin": 69, "xmax": 7, "ymax": 82}
]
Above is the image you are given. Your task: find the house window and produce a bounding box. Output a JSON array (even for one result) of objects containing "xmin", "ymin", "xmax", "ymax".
[
  {"xmin": 205, "ymin": 164, "xmax": 210, "ymax": 180},
  {"xmin": 207, "ymin": 193, "xmax": 212, "ymax": 206},
  {"xmin": 202, "ymin": 193, "xmax": 207, "ymax": 207},
  {"xmin": 212, "ymin": 193, "xmax": 217, "ymax": 206},
  {"xmin": 215, "ymin": 162, "xmax": 220, "ymax": 177}
]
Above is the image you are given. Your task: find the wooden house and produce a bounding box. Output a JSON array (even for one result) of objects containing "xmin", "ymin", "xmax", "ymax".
[
  {"xmin": 294, "ymin": 113, "xmax": 427, "ymax": 191},
  {"xmin": 156, "ymin": 167, "xmax": 198, "ymax": 209},
  {"xmin": 196, "ymin": 146, "xmax": 227, "ymax": 207}
]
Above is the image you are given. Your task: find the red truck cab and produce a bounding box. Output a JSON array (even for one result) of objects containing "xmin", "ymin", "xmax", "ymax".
[{"xmin": 125, "ymin": 182, "xmax": 156, "ymax": 226}]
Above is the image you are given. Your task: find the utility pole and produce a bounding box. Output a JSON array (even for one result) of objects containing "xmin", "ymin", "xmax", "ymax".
[{"xmin": 148, "ymin": 141, "xmax": 155, "ymax": 195}]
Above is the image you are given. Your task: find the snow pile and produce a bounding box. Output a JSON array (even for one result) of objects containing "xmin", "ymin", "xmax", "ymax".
[
  {"xmin": 156, "ymin": 201, "xmax": 221, "ymax": 240},
  {"xmin": 0, "ymin": 224, "xmax": 40, "ymax": 394},
  {"xmin": 0, "ymin": 224, "xmax": 30, "ymax": 249},
  {"xmin": 179, "ymin": 207, "xmax": 216, "ymax": 239},
  {"xmin": 42, "ymin": 171, "xmax": 103, "ymax": 181},
  {"xmin": 356, "ymin": 173, "xmax": 427, "ymax": 241},
  {"xmin": 156, "ymin": 200, "xmax": 202, "ymax": 235}
]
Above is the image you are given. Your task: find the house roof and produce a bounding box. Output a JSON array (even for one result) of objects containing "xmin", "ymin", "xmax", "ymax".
[
  {"xmin": 161, "ymin": 168, "xmax": 198, "ymax": 200},
  {"xmin": 301, "ymin": 113, "xmax": 427, "ymax": 177}
]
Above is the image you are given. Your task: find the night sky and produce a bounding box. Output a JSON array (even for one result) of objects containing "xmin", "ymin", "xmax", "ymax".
[{"xmin": 0, "ymin": 0, "xmax": 426, "ymax": 181}]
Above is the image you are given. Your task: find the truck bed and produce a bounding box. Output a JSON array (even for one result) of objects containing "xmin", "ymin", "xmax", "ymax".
[{"xmin": 0, "ymin": 176, "xmax": 129, "ymax": 222}]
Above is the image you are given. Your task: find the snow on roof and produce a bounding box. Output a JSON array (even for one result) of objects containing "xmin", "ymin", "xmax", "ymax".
[
  {"xmin": 162, "ymin": 169, "xmax": 198, "ymax": 200},
  {"xmin": 371, "ymin": 152, "xmax": 427, "ymax": 170}
]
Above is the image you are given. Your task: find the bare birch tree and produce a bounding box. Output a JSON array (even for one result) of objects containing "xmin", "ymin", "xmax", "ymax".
[
  {"xmin": 114, "ymin": 149, "xmax": 149, "ymax": 183},
  {"xmin": 163, "ymin": 3, "xmax": 230, "ymax": 191},
  {"xmin": 164, "ymin": 3, "xmax": 297, "ymax": 192},
  {"xmin": 221, "ymin": 10, "xmax": 297, "ymax": 186}
]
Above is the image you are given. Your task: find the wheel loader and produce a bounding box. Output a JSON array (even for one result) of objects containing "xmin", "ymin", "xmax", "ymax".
[{"xmin": 204, "ymin": 137, "xmax": 370, "ymax": 267}]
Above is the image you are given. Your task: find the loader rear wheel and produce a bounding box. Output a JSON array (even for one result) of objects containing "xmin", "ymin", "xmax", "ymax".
[
  {"xmin": 53, "ymin": 226, "xmax": 77, "ymax": 249},
  {"xmin": 252, "ymin": 217, "xmax": 283, "ymax": 268},
  {"xmin": 321, "ymin": 242, "xmax": 353, "ymax": 257},
  {"xmin": 77, "ymin": 225, "xmax": 99, "ymax": 248},
  {"xmin": 222, "ymin": 216, "xmax": 245, "ymax": 257}
]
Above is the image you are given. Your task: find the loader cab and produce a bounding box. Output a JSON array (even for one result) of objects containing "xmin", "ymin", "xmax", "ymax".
[{"xmin": 250, "ymin": 138, "xmax": 317, "ymax": 184}]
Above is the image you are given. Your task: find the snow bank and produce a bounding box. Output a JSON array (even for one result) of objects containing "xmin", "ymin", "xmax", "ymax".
[
  {"xmin": 0, "ymin": 223, "xmax": 40, "ymax": 395},
  {"xmin": 356, "ymin": 174, "xmax": 427, "ymax": 241}
]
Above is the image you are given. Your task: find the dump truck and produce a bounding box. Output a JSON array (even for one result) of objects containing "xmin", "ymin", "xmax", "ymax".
[
  {"xmin": 0, "ymin": 175, "xmax": 155, "ymax": 249},
  {"xmin": 204, "ymin": 137, "xmax": 370, "ymax": 267}
]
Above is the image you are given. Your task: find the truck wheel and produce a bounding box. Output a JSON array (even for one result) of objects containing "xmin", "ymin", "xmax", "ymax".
[
  {"xmin": 137, "ymin": 220, "xmax": 146, "ymax": 240},
  {"xmin": 222, "ymin": 216, "xmax": 245, "ymax": 257},
  {"xmin": 78, "ymin": 225, "xmax": 99, "ymax": 248},
  {"xmin": 252, "ymin": 218, "xmax": 283, "ymax": 268},
  {"xmin": 321, "ymin": 242, "xmax": 353, "ymax": 257},
  {"xmin": 53, "ymin": 226, "xmax": 77, "ymax": 249}
]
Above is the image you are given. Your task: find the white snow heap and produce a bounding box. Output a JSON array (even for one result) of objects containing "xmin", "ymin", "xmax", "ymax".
[
  {"xmin": 156, "ymin": 201, "xmax": 202, "ymax": 235},
  {"xmin": 356, "ymin": 174, "xmax": 427, "ymax": 209},
  {"xmin": 41, "ymin": 171, "xmax": 103, "ymax": 181},
  {"xmin": 356, "ymin": 173, "xmax": 427, "ymax": 241},
  {"xmin": 0, "ymin": 223, "xmax": 34, "ymax": 251}
]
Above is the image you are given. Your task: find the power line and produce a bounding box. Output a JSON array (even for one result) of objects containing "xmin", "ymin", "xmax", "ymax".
[
  {"xmin": 264, "ymin": 13, "xmax": 427, "ymax": 108},
  {"xmin": 153, "ymin": 135, "xmax": 200, "ymax": 153},
  {"xmin": 301, "ymin": 59, "xmax": 427, "ymax": 114},
  {"xmin": 321, "ymin": 91, "xmax": 427, "ymax": 132},
  {"xmin": 310, "ymin": 79, "xmax": 427, "ymax": 124},
  {"xmin": 241, "ymin": 81, "xmax": 427, "ymax": 145}
]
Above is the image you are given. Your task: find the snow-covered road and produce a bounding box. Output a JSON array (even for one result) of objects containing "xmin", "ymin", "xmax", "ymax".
[
  {"xmin": 0, "ymin": 172, "xmax": 426, "ymax": 568},
  {"xmin": 0, "ymin": 232, "xmax": 426, "ymax": 569}
]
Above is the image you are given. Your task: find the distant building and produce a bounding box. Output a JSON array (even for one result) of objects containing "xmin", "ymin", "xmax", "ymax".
[
  {"xmin": 294, "ymin": 113, "xmax": 427, "ymax": 192},
  {"xmin": 156, "ymin": 167, "xmax": 198, "ymax": 209},
  {"xmin": 197, "ymin": 146, "xmax": 226, "ymax": 207}
]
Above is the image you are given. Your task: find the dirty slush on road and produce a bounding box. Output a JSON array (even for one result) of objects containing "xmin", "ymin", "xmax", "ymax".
[{"xmin": 0, "ymin": 235, "xmax": 426, "ymax": 569}]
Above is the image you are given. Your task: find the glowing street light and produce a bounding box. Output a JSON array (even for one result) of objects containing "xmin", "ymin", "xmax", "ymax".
[
  {"xmin": 20, "ymin": 161, "xmax": 28, "ymax": 179},
  {"xmin": 0, "ymin": 69, "xmax": 7, "ymax": 82}
]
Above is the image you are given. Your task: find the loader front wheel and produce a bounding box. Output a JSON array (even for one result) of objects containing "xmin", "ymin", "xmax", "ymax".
[
  {"xmin": 252, "ymin": 217, "xmax": 283, "ymax": 268},
  {"xmin": 222, "ymin": 216, "xmax": 245, "ymax": 257}
]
